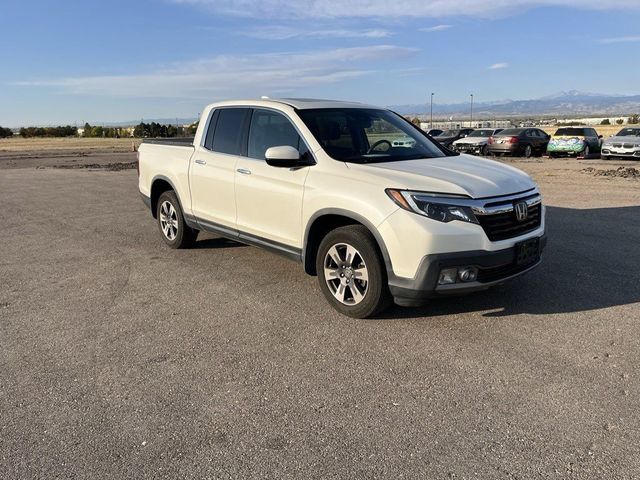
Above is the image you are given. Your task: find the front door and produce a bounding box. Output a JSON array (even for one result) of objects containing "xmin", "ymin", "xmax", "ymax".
[{"xmin": 234, "ymin": 108, "xmax": 312, "ymax": 249}]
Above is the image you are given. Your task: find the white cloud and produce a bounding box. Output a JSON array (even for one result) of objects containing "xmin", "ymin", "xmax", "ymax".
[
  {"xmin": 488, "ymin": 62, "xmax": 509, "ymax": 69},
  {"xmin": 15, "ymin": 45, "xmax": 417, "ymax": 98},
  {"xmin": 599, "ymin": 35, "xmax": 640, "ymax": 44},
  {"xmin": 170, "ymin": 0, "xmax": 640, "ymax": 18},
  {"xmin": 241, "ymin": 26, "xmax": 392, "ymax": 40},
  {"xmin": 419, "ymin": 24, "xmax": 452, "ymax": 32}
]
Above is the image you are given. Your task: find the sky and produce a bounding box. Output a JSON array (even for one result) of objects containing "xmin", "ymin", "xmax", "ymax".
[{"xmin": 1, "ymin": 0, "xmax": 640, "ymax": 126}]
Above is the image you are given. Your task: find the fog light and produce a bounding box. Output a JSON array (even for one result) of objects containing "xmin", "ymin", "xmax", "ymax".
[
  {"xmin": 438, "ymin": 268, "xmax": 458, "ymax": 285},
  {"xmin": 458, "ymin": 267, "xmax": 478, "ymax": 282}
]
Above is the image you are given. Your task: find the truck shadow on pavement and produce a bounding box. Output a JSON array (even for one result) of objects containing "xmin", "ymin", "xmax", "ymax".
[{"xmin": 379, "ymin": 205, "xmax": 640, "ymax": 319}]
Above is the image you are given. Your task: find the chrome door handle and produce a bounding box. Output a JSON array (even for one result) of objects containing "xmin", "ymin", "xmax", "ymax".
[
  {"xmin": 237, "ymin": 168, "xmax": 251, "ymax": 175},
  {"xmin": 194, "ymin": 159, "xmax": 206, "ymax": 165}
]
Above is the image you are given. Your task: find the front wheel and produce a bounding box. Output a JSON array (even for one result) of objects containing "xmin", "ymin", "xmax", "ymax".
[
  {"xmin": 316, "ymin": 225, "xmax": 391, "ymax": 318},
  {"xmin": 582, "ymin": 144, "xmax": 590, "ymax": 158},
  {"xmin": 157, "ymin": 191, "xmax": 197, "ymax": 249},
  {"xmin": 523, "ymin": 144, "xmax": 532, "ymax": 158}
]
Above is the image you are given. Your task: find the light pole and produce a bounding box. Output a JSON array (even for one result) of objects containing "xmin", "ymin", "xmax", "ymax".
[
  {"xmin": 430, "ymin": 92, "xmax": 434, "ymax": 129},
  {"xmin": 470, "ymin": 94, "xmax": 474, "ymax": 127}
]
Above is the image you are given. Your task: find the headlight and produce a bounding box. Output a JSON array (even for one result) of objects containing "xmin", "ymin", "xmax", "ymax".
[{"xmin": 386, "ymin": 189, "xmax": 478, "ymax": 224}]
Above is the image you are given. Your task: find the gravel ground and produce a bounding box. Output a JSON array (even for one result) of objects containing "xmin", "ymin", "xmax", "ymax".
[{"xmin": 1, "ymin": 154, "xmax": 639, "ymax": 479}]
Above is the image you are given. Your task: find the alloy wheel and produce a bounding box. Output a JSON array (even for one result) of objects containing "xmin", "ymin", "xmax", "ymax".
[
  {"xmin": 159, "ymin": 201, "xmax": 178, "ymax": 241},
  {"xmin": 323, "ymin": 243, "xmax": 369, "ymax": 305}
]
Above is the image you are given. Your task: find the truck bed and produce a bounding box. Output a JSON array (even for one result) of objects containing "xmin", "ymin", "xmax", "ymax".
[{"xmin": 141, "ymin": 137, "xmax": 195, "ymax": 147}]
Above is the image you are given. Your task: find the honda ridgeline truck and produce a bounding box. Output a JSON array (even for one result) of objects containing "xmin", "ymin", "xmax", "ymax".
[{"xmin": 138, "ymin": 99, "xmax": 546, "ymax": 318}]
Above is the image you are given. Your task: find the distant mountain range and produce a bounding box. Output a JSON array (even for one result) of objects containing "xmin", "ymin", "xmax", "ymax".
[{"xmin": 391, "ymin": 91, "xmax": 640, "ymax": 118}]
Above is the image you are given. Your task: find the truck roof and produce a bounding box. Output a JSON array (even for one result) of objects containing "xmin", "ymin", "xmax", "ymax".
[{"xmin": 205, "ymin": 98, "xmax": 384, "ymax": 111}]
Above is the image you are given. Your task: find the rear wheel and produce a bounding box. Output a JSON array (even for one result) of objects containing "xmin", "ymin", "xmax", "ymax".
[
  {"xmin": 157, "ymin": 191, "xmax": 197, "ymax": 249},
  {"xmin": 316, "ymin": 225, "xmax": 391, "ymax": 319}
]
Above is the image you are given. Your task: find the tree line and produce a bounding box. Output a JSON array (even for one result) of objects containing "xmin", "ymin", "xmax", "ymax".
[
  {"xmin": 5, "ymin": 121, "xmax": 199, "ymax": 139},
  {"xmin": 19, "ymin": 125, "xmax": 77, "ymax": 138}
]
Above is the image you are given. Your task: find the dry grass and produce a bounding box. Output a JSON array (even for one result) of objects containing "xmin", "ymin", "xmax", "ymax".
[{"xmin": 0, "ymin": 137, "xmax": 141, "ymax": 156}]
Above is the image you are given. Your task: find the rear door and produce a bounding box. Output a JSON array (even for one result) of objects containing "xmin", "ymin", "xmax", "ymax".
[
  {"xmin": 234, "ymin": 108, "xmax": 312, "ymax": 249},
  {"xmin": 189, "ymin": 107, "xmax": 250, "ymax": 230}
]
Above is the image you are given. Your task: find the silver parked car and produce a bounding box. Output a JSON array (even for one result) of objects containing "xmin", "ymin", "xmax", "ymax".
[
  {"xmin": 601, "ymin": 127, "xmax": 640, "ymax": 160},
  {"xmin": 452, "ymin": 128, "xmax": 503, "ymax": 156}
]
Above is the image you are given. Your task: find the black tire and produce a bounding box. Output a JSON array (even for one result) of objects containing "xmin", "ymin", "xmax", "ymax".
[
  {"xmin": 156, "ymin": 191, "xmax": 197, "ymax": 249},
  {"xmin": 582, "ymin": 144, "xmax": 590, "ymax": 159},
  {"xmin": 480, "ymin": 145, "xmax": 488, "ymax": 156},
  {"xmin": 523, "ymin": 144, "xmax": 532, "ymax": 158},
  {"xmin": 316, "ymin": 225, "xmax": 392, "ymax": 319},
  {"xmin": 548, "ymin": 152, "xmax": 556, "ymax": 159},
  {"xmin": 602, "ymin": 154, "xmax": 610, "ymax": 160}
]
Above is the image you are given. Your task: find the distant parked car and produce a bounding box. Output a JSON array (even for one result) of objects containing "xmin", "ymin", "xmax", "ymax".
[
  {"xmin": 487, "ymin": 128, "xmax": 550, "ymax": 157},
  {"xmin": 427, "ymin": 128, "xmax": 443, "ymax": 137},
  {"xmin": 452, "ymin": 128, "xmax": 503, "ymax": 156},
  {"xmin": 601, "ymin": 127, "xmax": 640, "ymax": 160},
  {"xmin": 547, "ymin": 127, "xmax": 601, "ymax": 158},
  {"xmin": 434, "ymin": 128, "xmax": 474, "ymax": 148},
  {"xmin": 391, "ymin": 136, "xmax": 417, "ymax": 148}
]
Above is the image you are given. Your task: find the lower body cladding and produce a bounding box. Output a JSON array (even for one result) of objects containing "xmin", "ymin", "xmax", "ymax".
[{"xmin": 388, "ymin": 235, "xmax": 546, "ymax": 307}]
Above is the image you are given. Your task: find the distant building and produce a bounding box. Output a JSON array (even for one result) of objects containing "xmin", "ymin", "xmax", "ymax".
[{"xmin": 420, "ymin": 119, "xmax": 512, "ymax": 131}]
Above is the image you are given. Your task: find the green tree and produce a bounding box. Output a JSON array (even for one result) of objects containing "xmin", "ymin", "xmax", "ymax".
[
  {"xmin": 616, "ymin": 118, "xmax": 624, "ymax": 125},
  {"xmin": 600, "ymin": 118, "xmax": 611, "ymax": 125},
  {"xmin": 0, "ymin": 126, "xmax": 13, "ymax": 138},
  {"xmin": 628, "ymin": 114, "xmax": 639, "ymax": 124}
]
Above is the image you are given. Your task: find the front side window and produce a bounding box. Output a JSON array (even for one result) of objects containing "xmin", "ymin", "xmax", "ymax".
[
  {"xmin": 297, "ymin": 108, "xmax": 447, "ymax": 163},
  {"xmin": 248, "ymin": 109, "xmax": 308, "ymax": 160},
  {"xmin": 211, "ymin": 108, "xmax": 250, "ymax": 155}
]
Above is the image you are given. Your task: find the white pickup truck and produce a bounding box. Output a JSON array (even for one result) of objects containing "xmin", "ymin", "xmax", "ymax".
[{"xmin": 138, "ymin": 98, "xmax": 546, "ymax": 318}]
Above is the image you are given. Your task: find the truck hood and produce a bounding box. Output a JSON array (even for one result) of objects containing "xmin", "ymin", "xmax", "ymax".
[
  {"xmin": 453, "ymin": 137, "xmax": 488, "ymax": 146},
  {"xmin": 348, "ymin": 154, "xmax": 535, "ymax": 199}
]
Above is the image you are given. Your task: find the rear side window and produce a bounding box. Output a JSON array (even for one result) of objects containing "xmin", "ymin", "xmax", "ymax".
[
  {"xmin": 248, "ymin": 109, "xmax": 308, "ymax": 160},
  {"xmin": 211, "ymin": 108, "xmax": 250, "ymax": 155}
]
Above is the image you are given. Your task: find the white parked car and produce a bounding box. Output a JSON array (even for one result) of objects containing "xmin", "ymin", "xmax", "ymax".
[
  {"xmin": 452, "ymin": 128, "xmax": 503, "ymax": 156},
  {"xmin": 601, "ymin": 127, "xmax": 640, "ymax": 159},
  {"xmin": 138, "ymin": 99, "xmax": 546, "ymax": 318}
]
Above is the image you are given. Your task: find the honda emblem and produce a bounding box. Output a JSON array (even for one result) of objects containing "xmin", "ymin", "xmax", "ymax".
[{"xmin": 514, "ymin": 201, "xmax": 528, "ymax": 222}]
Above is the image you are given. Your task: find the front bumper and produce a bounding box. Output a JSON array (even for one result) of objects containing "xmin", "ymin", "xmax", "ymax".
[
  {"xmin": 454, "ymin": 143, "xmax": 484, "ymax": 154},
  {"xmin": 388, "ymin": 234, "xmax": 547, "ymax": 307},
  {"xmin": 602, "ymin": 145, "xmax": 640, "ymax": 158}
]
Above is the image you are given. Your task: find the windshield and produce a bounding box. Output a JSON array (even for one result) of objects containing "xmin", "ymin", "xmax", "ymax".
[
  {"xmin": 617, "ymin": 128, "xmax": 640, "ymax": 136},
  {"xmin": 468, "ymin": 129, "xmax": 493, "ymax": 137},
  {"xmin": 437, "ymin": 130, "xmax": 459, "ymax": 137},
  {"xmin": 555, "ymin": 128, "xmax": 586, "ymax": 136},
  {"xmin": 297, "ymin": 108, "xmax": 448, "ymax": 163}
]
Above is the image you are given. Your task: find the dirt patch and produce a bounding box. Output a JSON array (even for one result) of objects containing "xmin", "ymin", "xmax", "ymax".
[
  {"xmin": 581, "ymin": 166, "xmax": 640, "ymax": 179},
  {"xmin": 42, "ymin": 161, "xmax": 138, "ymax": 171}
]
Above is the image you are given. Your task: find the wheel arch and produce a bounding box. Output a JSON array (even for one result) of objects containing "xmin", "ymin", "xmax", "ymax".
[
  {"xmin": 303, "ymin": 209, "xmax": 393, "ymax": 276},
  {"xmin": 150, "ymin": 175, "xmax": 181, "ymax": 219}
]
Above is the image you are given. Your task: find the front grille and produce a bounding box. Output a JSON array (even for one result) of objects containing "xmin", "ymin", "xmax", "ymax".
[
  {"xmin": 624, "ymin": 143, "xmax": 634, "ymax": 149},
  {"xmin": 613, "ymin": 143, "xmax": 622, "ymax": 148},
  {"xmin": 478, "ymin": 203, "xmax": 542, "ymax": 241},
  {"xmin": 476, "ymin": 260, "xmax": 538, "ymax": 283}
]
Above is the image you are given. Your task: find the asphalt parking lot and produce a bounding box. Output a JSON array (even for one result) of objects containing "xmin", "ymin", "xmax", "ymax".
[{"xmin": 1, "ymin": 153, "xmax": 640, "ymax": 478}]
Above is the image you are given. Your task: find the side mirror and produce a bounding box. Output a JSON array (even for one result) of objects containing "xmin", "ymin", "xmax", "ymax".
[
  {"xmin": 598, "ymin": 135, "xmax": 603, "ymax": 139},
  {"xmin": 265, "ymin": 145, "xmax": 301, "ymax": 167}
]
